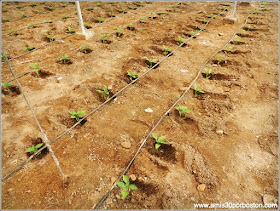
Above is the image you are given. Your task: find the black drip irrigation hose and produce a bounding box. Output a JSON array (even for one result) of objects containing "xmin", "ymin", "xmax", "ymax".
[
  {"xmin": 93, "ymin": 3, "xmax": 264, "ymax": 210},
  {"xmin": 1, "ymin": 2, "xmax": 231, "ymax": 182},
  {"xmin": 4, "ymin": 2, "xmax": 180, "ymax": 84},
  {"xmin": 1, "ymin": 2, "xmax": 147, "ymax": 65}
]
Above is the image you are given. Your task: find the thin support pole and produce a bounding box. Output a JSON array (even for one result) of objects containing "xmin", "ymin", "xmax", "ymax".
[{"xmin": 75, "ymin": 1, "xmax": 86, "ymax": 35}]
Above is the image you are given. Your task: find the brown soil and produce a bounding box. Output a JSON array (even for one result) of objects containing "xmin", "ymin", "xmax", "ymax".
[{"xmin": 1, "ymin": 1, "xmax": 279, "ymax": 210}]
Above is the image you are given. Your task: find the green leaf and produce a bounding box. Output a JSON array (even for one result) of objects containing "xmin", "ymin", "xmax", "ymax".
[
  {"xmin": 194, "ymin": 83, "xmax": 198, "ymax": 90},
  {"xmin": 129, "ymin": 184, "xmax": 138, "ymax": 190},
  {"xmin": 122, "ymin": 190, "xmax": 129, "ymax": 199},
  {"xmin": 117, "ymin": 181, "xmax": 126, "ymax": 189},
  {"xmin": 152, "ymin": 133, "xmax": 157, "ymax": 140},
  {"xmin": 158, "ymin": 136, "xmax": 165, "ymax": 142},
  {"xmin": 71, "ymin": 115, "xmax": 76, "ymax": 119},
  {"xmin": 155, "ymin": 143, "xmax": 161, "ymax": 150},
  {"xmin": 25, "ymin": 148, "xmax": 33, "ymax": 152},
  {"xmin": 77, "ymin": 110, "xmax": 86, "ymax": 116},
  {"xmin": 69, "ymin": 111, "xmax": 76, "ymax": 115},
  {"xmin": 123, "ymin": 175, "xmax": 130, "ymax": 185},
  {"xmin": 97, "ymin": 90, "xmax": 103, "ymax": 93},
  {"xmin": 35, "ymin": 143, "xmax": 43, "ymax": 149}
]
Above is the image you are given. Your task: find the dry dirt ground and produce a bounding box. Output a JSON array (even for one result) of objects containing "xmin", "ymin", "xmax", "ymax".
[{"xmin": 1, "ymin": 1, "xmax": 279, "ymax": 209}]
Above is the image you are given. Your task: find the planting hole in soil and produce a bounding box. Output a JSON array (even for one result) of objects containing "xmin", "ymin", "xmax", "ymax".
[
  {"xmin": 2, "ymin": 85, "xmax": 21, "ymax": 96},
  {"xmin": 31, "ymin": 70, "xmax": 53, "ymax": 79},
  {"xmin": 26, "ymin": 138, "xmax": 49, "ymax": 160},
  {"xmin": 58, "ymin": 113, "xmax": 87, "ymax": 128},
  {"xmin": 147, "ymin": 140, "xmax": 177, "ymax": 163}
]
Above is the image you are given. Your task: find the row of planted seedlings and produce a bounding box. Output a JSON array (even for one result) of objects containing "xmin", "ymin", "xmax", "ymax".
[
  {"xmin": 1, "ymin": 2, "xmax": 231, "ymax": 182},
  {"xmin": 1, "ymin": 1, "xmax": 150, "ymax": 63},
  {"xmin": 1, "ymin": 1, "xmax": 75, "ymax": 23},
  {"xmin": 94, "ymin": 4, "xmax": 269, "ymax": 206}
]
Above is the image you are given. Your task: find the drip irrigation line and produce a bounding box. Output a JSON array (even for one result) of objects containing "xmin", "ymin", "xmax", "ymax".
[
  {"xmin": 1, "ymin": 3, "xmax": 147, "ymax": 65},
  {"xmin": 1, "ymin": 51, "xmax": 65, "ymax": 181},
  {"xmin": 1, "ymin": 2, "xmax": 230, "ymax": 182},
  {"xmin": 94, "ymin": 3, "xmax": 264, "ymax": 210},
  {"xmin": 2, "ymin": 5, "xmax": 75, "ymax": 24},
  {"xmin": 4, "ymin": 2, "xmax": 182, "ymax": 83}
]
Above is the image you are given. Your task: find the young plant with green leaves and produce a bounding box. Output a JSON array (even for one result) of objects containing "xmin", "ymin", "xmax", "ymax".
[
  {"xmin": 29, "ymin": 23, "xmax": 35, "ymax": 28},
  {"xmin": 30, "ymin": 63, "xmax": 43, "ymax": 76},
  {"xmin": 218, "ymin": 54, "xmax": 226, "ymax": 65},
  {"xmin": 233, "ymin": 35, "xmax": 240, "ymax": 44},
  {"xmin": 145, "ymin": 57, "xmax": 157, "ymax": 68},
  {"xmin": 3, "ymin": 18, "xmax": 10, "ymax": 22},
  {"xmin": 150, "ymin": 12, "xmax": 156, "ymax": 19},
  {"xmin": 87, "ymin": 6, "xmax": 93, "ymax": 11},
  {"xmin": 97, "ymin": 17, "xmax": 104, "ymax": 23},
  {"xmin": 81, "ymin": 45, "xmax": 88, "ymax": 54},
  {"xmin": 217, "ymin": 10, "xmax": 221, "ymax": 14},
  {"xmin": 2, "ymin": 8, "xmax": 8, "ymax": 12},
  {"xmin": 175, "ymin": 106, "xmax": 191, "ymax": 118},
  {"xmin": 1, "ymin": 82, "xmax": 12, "ymax": 93},
  {"xmin": 190, "ymin": 31, "xmax": 196, "ymax": 36},
  {"xmin": 45, "ymin": 33, "xmax": 54, "ymax": 42},
  {"xmin": 97, "ymin": 86, "xmax": 110, "ymax": 101},
  {"xmin": 152, "ymin": 133, "xmax": 168, "ymax": 152},
  {"xmin": 100, "ymin": 34, "xmax": 109, "ymax": 44},
  {"xmin": 177, "ymin": 36, "xmax": 185, "ymax": 45},
  {"xmin": 20, "ymin": 13, "xmax": 26, "ymax": 18},
  {"xmin": 224, "ymin": 45, "xmax": 233, "ymax": 54},
  {"xmin": 113, "ymin": 27, "xmax": 123, "ymax": 37},
  {"xmin": 66, "ymin": 28, "xmax": 75, "ymax": 34},
  {"xmin": 97, "ymin": 2, "xmax": 102, "ymax": 6},
  {"xmin": 241, "ymin": 29, "xmax": 246, "ymax": 33},
  {"xmin": 203, "ymin": 18, "xmax": 207, "ymax": 23},
  {"xmin": 210, "ymin": 14, "xmax": 214, "ymax": 18},
  {"xmin": 25, "ymin": 143, "xmax": 43, "ymax": 154},
  {"xmin": 69, "ymin": 110, "xmax": 86, "ymax": 122},
  {"xmin": 48, "ymin": 6, "xmax": 55, "ymax": 11},
  {"xmin": 198, "ymin": 26, "xmax": 205, "ymax": 31},
  {"xmin": 8, "ymin": 29, "xmax": 15, "ymax": 34},
  {"xmin": 60, "ymin": 55, "xmax": 70, "ymax": 64},
  {"xmin": 194, "ymin": 83, "xmax": 204, "ymax": 97},
  {"xmin": 45, "ymin": 20, "xmax": 52, "ymax": 23},
  {"xmin": 205, "ymin": 68, "xmax": 212, "ymax": 79},
  {"xmin": 130, "ymin": 4, "xmax": 137, "ymax": 10},
  {"xmin": 109, "ymin": 12, "xmax": 115, "ymax": 17},
  {"xmin": 62, "ymin": 14, "xmax": 68, "ymax": 19},
  {"xmin": 16, "ymin": 5, "xmax": 23, "ymax": 9},
  {"xmin": 163, "ymin": 45, "xmax": 171, "ymax": 56},
  {"xmin": 247, "ymin": 24, "xmax": 252, "ymax": 31},
  {"xmin": 122, "ymin": 7, "xmax": 127, "ymax": 13},
  {"xmin": 140, "ymin": 17, "xmax": 146, "ymax": 23},
  {"xmin": 24, "ymin": 46, "xmax": 34, "ymax": 51},
  {"xmin": 127, "ymin": 71, "xmax": 137, "ymax": 81},
  {"xmin": 117, "ymin": 175, "xmax": 138, "ymax": 199}
]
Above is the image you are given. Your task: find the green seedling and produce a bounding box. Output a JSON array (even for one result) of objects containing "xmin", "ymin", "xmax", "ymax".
[
  {"xmin": 117, "ymin": 175, "xmax": 138, "ymax": 199},
  {"xmin": 24, "ymin": 46, "xmax": 34, "ymax": 51},
  {"xmin": 81, "ymin": 45, "xmax": 88, "ymax": 54},
  {"xmin": 145, "ymin": 57, "xmax": 157, "ymax": 68},
  {"xmin": 140, "ymin": 17, "xmax": 146, "ymax": 23},
  {"xmin": 87, "ymin": 6, "xmax": 93, "ymax": 11},
  {"xmin": 9, "ymin": 29, "xmax": 15, "ymax": 34},
  {"xmin": 20, "ymin": 13, "xmax": 26, "ymax": 18},
  {"xmin": 217, "ymin": 10, "xmax": 221, "ymax": 14},
  {"xmin": 16, "ymin": 5, "xmax": 23, "ymax": 9},
  {"xmin": 62, "ymin": 14, "xmax": 68, "ymax": 19},
  {"xmin": 194, "ymin": 83, "xmax": 204, "ymax": 97},
  {"xmin": 122, "ymin": 8, "xmax": 127, "ymax": 13},
  {"xmin": 114, "ymin": 27, "xmax": 123, "ymax": 37},
  {"xmin": 3, "ymin": 18, "xmax": 10, "ymax": 22},
  {"xmin": 97, "ymin": 86, "xmax": 110, "ymax": 101},
  {"xmin": 100, "ymin": 34, "xmax": 109, "ymax": 44},
  {"xmin": 177, "ymin": 36, "xmax": 185, "ymax": 45},
  {"xmin": 127, "ymin": 71, "xmax": 137, "ymax": 81},
  {"xmin": 69, "ymin": 110, "xmax": 86, "ymax": 122},
  {"xmin": 45, "ymin": 20, "xmax": 52, "ymax": 23},
  {"xmin": 190, "ymin": 31, "xmax": 196, "ymax": 36},
  {"xmin": 158, "ymin": 11, "xmax": 164, "ymax": 15},
  {"xmin": 210, "ymin": 14, "xmax": 214, "ymax": 18},
  {"xmin": 1, "ymin": 82, "xmax": 12, "ymax": 93},
  {"xmin": 25, "ymin": 144, "xmax": 43, "ymax": 154},
  {"xmin": 218, "ymin": 54, "xmax": 226, "ymax": 65},
  {"xmin": 203, "ymin": 18, "xmax": 207, "ymax": 23},
  {"xmin": 109, "ymin": 12, "xmax": 115, "ymax": 17},
  {"xmin": 198, "ymin": 26, "xmax": 205, "ymax": 31},
  {"xmin": 224, "ymin": 45, "xmax": 233, "ymax": 54},
  {"xmin": 49, "ymin": 7, "xmax": 55, "ymax": 11},
  {"xmin": 175, "ymin": 106, "xmax": 191, "ymax": 119},
  {"xmin": 97, "ymin": 3, "xmax": 102, "ymax": 6},
  {"xmin": 264, "ymin": 2, "xmax": 267, "ymax": 6},
  {"xmin": 150, "ymin": 12, "xmax": 156, "ymax": 18},
  {"xmin": 66, "ymin": 28, "xmax": 75, "ymax": 34},
  {"xmin": 30, "ymin": 3, "xmax": 36, "ymax": 7},
  {"xmin": 152, "ymin": 133, "xmax": 167, "ymax": 152},
  {"xmin": 130, "ymin": 4, "xmax": 137, "ymax": 10},
  {"xmin": 30, "ymin": 63, "xmax": 43, "ymax": 76},
  {"xmin": 205, "ymin": 68, "xmax": 212, "ymax": 79},
  {"xmin": 233, "ymin": 35, "xmax": 240, "ymax": 44},
  {"xmin": 241, "ymin": 29, "xmax": 246, "ymax": 33},
  {"xmin": 247, "ymin": 24, "xmax": 252, "ymax": 31},
  {"xmin": 2, "ymin": 8, "xmax": 8, "ymax": 12},
  {"xmin": 97, "ymin": 17, "xmax": 104, "ymax": 23},
  {"xmin": 60, "ymin": 55, "xmax": 69, "ymax": 64},
  {"xmin": 163, "ymin": 45, "xmax": 171, "ymax": 56},
  {"xmin": 45, "ymin": 33, "xmax": 54, "ymax": 42},
  {"xmin": 40, "ymin": 2, "xmax": 46, "ymax": 4},
  {"xmin": 29, "ymin": 23, "xmax": 35, "ymax": 28}
]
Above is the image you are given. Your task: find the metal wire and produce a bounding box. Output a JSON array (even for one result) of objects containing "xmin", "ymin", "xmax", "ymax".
[
  {"xmin": 94, "ymin": 4, "xmax": 264, "ymax": 210},
  {"xmin": 1, "ymin": 51, "xmax": 65, "ymax": 180},
  {"xmin": 1, "ymin": 3, "xmax": 147, "ymax": 65}
]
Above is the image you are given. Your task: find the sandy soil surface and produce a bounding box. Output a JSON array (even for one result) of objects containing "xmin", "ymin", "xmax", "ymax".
[{"xmin": 1, "ymin": 1, "xmax": 279, "ymax": 209}]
